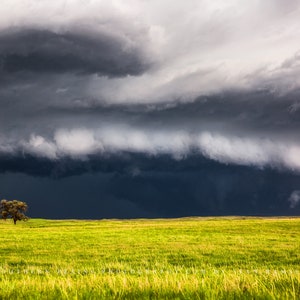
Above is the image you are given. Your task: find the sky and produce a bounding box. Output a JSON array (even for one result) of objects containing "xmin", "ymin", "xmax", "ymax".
[{"xmin": 0, "ymin": 0, "xmax": 300, "ymax": 218}]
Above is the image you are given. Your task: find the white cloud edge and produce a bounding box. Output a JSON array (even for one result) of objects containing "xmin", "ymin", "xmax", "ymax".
[{"xmin": 1, "ymin": 127, "xmax": 299, "ymax": 172}]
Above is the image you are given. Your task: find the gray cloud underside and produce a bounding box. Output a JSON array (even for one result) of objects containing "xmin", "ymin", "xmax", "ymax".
[
  {"xmin": 0, "ymin": 28, "xmax": 150, "ymax": 76},
  {"xmin": 1, "ymin": 162, "xmax": 300, "ymax": 218}
]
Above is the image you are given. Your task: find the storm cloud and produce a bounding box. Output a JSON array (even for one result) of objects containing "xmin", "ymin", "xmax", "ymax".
[
  {"xmin": 0, "ymin": 28, "xmax": 150, "ymax": 76},
  {"xmin": 0, "ymin": 0, "xmax": 300, "ymax": 217}
]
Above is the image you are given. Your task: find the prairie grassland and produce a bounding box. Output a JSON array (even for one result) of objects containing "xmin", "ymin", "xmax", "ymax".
[{"xmin": 0, "ymin": 217, "xmax": 299, "ymax": 299}]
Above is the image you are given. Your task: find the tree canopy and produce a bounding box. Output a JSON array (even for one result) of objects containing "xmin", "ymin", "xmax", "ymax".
[{"xmin": 0, "ymin": 199, "xmax": 29, "ymax": 224}]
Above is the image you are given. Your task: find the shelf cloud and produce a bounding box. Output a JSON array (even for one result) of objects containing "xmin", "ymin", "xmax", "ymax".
[{"xmin": 1, "ymin": 126, "xmax": 300, "ymax": 172}]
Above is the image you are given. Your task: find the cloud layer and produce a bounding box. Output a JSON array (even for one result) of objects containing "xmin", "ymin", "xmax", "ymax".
[{"xmin": 1, "ymin": 0, "xmax": 300, "ymax": 173}]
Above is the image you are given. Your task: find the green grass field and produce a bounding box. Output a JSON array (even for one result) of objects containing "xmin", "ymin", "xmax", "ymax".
[{"xmin": 0, "ymin": 217, "xmax": 299, "ymax": 299}]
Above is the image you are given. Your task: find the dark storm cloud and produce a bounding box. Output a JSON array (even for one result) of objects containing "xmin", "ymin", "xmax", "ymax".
[
  {"xmin": 0, "ymin": 151, "xmax": 215, "ymax": 178},
  {"xmin": 1, "ymin": 157, "xmax": 299, "ymax": 218},
  {"xmin": 0, "ymin": 28, "xmax": 149, "ymax": 77}
]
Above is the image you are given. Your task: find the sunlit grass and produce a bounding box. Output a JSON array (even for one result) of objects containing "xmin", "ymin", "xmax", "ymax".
[{"xmin": 0, "ymin": 217, "xmax": 299, "ymax": 299}]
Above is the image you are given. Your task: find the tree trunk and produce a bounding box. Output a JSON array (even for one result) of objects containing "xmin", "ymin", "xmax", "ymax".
[{"xmin": 13, "ymin": 218, "xmax": 16, "ymax": 225}]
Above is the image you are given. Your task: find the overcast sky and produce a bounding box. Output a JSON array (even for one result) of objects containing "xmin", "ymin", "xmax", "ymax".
[{"xmin": 1, "ymin": 0, "xmax": 300, "ymax": 217}]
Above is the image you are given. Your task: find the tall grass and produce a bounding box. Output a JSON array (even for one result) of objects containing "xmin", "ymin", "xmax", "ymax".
[{"xmin": 0, "ymin": 217, "xmax": 299, "ymax": 299}]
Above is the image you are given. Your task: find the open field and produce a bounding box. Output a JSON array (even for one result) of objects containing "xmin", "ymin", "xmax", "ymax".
[{"xmin": 0, "ymin": 217, "xmax": 299, "ymax": 299}]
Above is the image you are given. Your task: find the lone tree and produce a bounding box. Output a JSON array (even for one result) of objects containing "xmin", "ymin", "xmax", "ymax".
[{"xmin": 0, "ymin": 200, "xmax": 29, "ymax": 224}]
